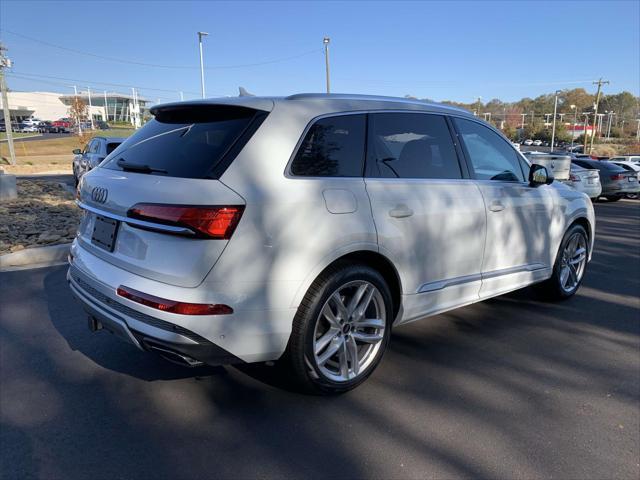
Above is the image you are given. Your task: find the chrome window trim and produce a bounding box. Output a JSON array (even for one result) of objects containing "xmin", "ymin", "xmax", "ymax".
[{"xmin": 76, "ymin": 201, "xmax": 194, "ymax": 235}]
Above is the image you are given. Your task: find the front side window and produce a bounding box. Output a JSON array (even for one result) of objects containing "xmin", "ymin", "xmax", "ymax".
[
  {"xmin": 454, "ymin": 118, "xmax": 525, "ymax": 182},
  {"xmin": 367, "ymin": 113, "xmax": 462, "ymax": 179},
  {"xmin": 291, "ymin": 114, "xmax": 366, "ymax": 177}
]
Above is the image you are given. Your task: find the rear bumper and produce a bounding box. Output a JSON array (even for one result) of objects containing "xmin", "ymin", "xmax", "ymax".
[
  {"xmin": 68, "ymin": 265, "xmax": 244, "ymax": 367},
  {"xmin": 68, "ymin": 239, "xmax": 295, "ymax": 363}
]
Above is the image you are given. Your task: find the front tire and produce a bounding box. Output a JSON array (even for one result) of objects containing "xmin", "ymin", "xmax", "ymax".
[
  {"xmin": 536, "ymin": 224, "xmax": 588, "ymax": 300},
  {"xmin": 605, "ymin": 195, "xmax": 621, "ymax": 202},
  {"xmin": 286, "ymin": 262, "xmax": 393, "ymax": 395}
]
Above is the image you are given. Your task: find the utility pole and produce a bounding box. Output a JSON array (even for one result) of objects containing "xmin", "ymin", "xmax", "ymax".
[
  {"xmin": 323, "ymin": 37, "xmax": 331, "ymax": 94},
  {"xmin": 606, "ymin": 112, "xmax": 614, "ymax": 141},
  {"xmin": 588, "ymin": 78, "xmax": 609, "ymax": 154},
  {"xmin": 0, "ymin": 43, "xmax": 16, "ymax": 165},
  {"xmin": 198, "ymin": 32, "xmax": 208, "ymax": 99},
  {"xmin": 103, "ymin": 90, "xmax": 108, "ymax": 123},
  {"xmin": 636, "ymin": 119, "xmax": 640, "ymax": 141},
  {"xmin": 550, "ymin": 90, "xmax": 560, "ymax": 151},
  {"xmin": 520, "ymin": 113, "xmax": 526, "ymax": 128}
]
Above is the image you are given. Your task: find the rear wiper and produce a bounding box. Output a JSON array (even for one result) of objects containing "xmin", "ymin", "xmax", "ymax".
[{"xmin": 117, "ymin": 159, "xmax": 167, "ymax": 174}]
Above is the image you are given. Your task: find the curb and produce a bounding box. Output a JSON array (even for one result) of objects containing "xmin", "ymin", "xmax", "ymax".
[{"xmin": 0, "ymin": 243, "xmax": 71, "ymax": 271}]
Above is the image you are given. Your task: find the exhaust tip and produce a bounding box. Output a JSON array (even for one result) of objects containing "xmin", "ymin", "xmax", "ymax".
[{"xmin": 146, "ymin": 343, "xmax": 204, "ymax": 367}]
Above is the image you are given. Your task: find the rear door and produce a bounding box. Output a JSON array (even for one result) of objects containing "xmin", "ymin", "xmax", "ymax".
[
  {"xmin": 77, "ymin": 104, "xmax": 267, "ymax": 287},
  {"xmin": 364, "ymin": 112, "xmax": 486, "ymax": 322},
  {"xmin": 452, "ymin": 117, "xmax": 555, "ymax": 298}
]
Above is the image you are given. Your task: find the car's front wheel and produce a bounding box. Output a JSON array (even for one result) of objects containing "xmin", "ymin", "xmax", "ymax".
[
  {"xmin": 605, "ymin": 195, "xmax": 621, "ymax": 202},
  {"xmin": 537, "ymin": 224, "xmax": 589, "ymax": 300},
  {"xmin": 286, "ymin": 262, "xmax": 393, "ymax": 394}
]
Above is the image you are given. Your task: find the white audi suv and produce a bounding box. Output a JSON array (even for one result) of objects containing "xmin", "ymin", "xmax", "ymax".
[{"xmin": 69, "ymin": 94, "xmax": 595, "ymax": 393}]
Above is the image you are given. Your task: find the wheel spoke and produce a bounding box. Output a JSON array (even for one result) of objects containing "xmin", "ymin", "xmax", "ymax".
[
  {"xmin": 560, "ymin": 266, "xmax": 570, "ymax": 288},
  {"xmin": 353, "ymin": 318, "xmax": 385, "ymax": 329},
  {"xmin": 329, "ymin": 293, "xmax": 349, "ymax": 321},
  {"xmin": 338, "ymin": 340, "xmax": 349, "ymax": 377},
  {"xmin": 568, "ymin": 263, "xmax": 578, "ymax": 285},
  {"xmin": 346, "ymin": 336, "xmax": 359, "ymax": 376},
  {"xmin": 352, "ymin": 331, "xmax": 384, "ymax": 344},
  {"xmin": 346, "ymin": 284, "xmax": 369, "ymax": 317},
  {"xmin": 570, "ymin": 247, "xmax": 586, "ymax": 265},
  {"xmin": 321, "ymin": 304, "xmax": 341, "ymax": 329},
  {"xmin": 315, "ymin": 328, "xmax": 339, "ymax": 355},
  {"xmin": 317, "ymin": 337, "xmax": 342, "ymax": 365},
  {"xmin": 353, "ymin": 286, "xmax": 375, "ymax": 321}
]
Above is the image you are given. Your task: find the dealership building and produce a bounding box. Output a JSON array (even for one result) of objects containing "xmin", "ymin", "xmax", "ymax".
[{"xmin": 0, "ymin": 90, "xmax": 149, "ymax": 124}]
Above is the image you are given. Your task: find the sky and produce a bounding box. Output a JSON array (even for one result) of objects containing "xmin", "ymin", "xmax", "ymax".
[{"xmin": 1, "ymin": 0, "xmax": 638, "ymax": 105}]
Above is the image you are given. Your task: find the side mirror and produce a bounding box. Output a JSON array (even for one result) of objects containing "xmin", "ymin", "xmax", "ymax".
[
  {"xmin": 529, "ymin": 164, "xmax": 554, "ymax": 186},
  {"xmin": 72, "ymin": 149, "xmax": 81, "ymax": 155}
]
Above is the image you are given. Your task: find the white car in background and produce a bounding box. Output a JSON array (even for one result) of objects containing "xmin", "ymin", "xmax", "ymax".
[
  {"xmin": 610, "ymin": 155, "xmax": 640, "ymax": 164},
  {"xmin": 533, "ymin": 139, "xmax": 543, "ymax": 146},
  {"xmin": 565, "ymin": 164, "xmax": 602, "ymax": 200},
  {"xmin": 523, "ymin": 139, "xmax": 534, "ymax": 146}
]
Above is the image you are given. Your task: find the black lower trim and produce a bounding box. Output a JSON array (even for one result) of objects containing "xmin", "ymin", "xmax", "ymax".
[{"xmin": 130, "ymin": 330, "xmax": 245, "ymax": 367}]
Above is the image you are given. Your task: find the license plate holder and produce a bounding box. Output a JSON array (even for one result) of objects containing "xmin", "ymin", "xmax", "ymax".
[{"xmin": 91, "ymin": 215, "xmax": 119, "ymax": 252}]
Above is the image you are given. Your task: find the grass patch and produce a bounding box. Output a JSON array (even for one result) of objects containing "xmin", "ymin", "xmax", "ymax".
[
  {"xmin": 0, "ymin": 129, "xmax": 135, "ymax": 158},
  {"xmin": 0, "ymin": 132, "xmax": 41, "ymax": 141}
]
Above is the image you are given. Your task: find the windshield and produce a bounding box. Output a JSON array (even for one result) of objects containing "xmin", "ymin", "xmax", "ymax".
[{"xmin": 101, "ymin": 106, "xmax": 259, "ymax": 179}]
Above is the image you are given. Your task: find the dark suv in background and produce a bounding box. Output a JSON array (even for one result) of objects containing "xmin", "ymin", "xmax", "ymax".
[{"xmin": 572, "ymin": 158, "xmax": 639, "ymax": 201}]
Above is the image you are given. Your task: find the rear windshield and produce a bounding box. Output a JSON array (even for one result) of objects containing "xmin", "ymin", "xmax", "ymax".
[{"xmin": 102, "ymin": 106, "xmax": 259, "ymax": 179}]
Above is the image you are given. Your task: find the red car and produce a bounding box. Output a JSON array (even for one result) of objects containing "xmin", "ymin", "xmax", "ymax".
[{"xmin": 51, "ymin": 118, "xmax": 74, "ymax": 133}]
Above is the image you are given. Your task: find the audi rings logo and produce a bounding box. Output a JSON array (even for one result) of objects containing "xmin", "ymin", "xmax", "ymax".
[{"xmin": 91, "ymin": 187, "xmax": 108, "ymax": 204}]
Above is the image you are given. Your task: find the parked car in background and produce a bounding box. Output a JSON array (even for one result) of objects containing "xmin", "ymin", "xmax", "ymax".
[
  {"xmin": 610, "ymin": 155, "xmax": 640, "ymax": 164},
  {"xmin": 611, "ymin": 161, "xmax": 640, "ymax": 199},
  {"xmin": 533, "ymin": 140, "xmax": 543, "ymax": 146},
  {"xmin": 51, "ymin": 119, "xmax": 73, "ymax": 133},
  {"xmin": 18, "ymin": 123, "xmax": 41, "ymax": 133},
  {"xmin": 564, "ymin": 164, "xmax": 602, "ymax": 200},
  {"xmin": 21, "ymin": 117, "xmax": 42, "ymax": 127},
  {"xmin": 572, "ymin": 158, "xmax": 639, "ymax": 201},
  {"xmin": 69, "ymin": 94, "xmax": 596, "ymax": 394},
  {"xmin": 522, "ymin": 151, "xmax": 571, "ymax": 181},
  {"xmin": 523, "ymin": 139, "xmax": 534, "ymax": 146},
  {"xmin": 72, "ymin": 136, "xmax": 125, "ymax": 186},
  {"xmin": 96, "ymin": 121, "xmax": 111, "ymax": 130}
]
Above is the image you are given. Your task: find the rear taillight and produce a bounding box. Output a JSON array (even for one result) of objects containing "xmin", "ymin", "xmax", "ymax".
[
  {"xmin": 127, "ymin": 204, "xmax": 244, "ymax": 239},
  {"xmin": 610, "ymin": 174, "xmax": 624, "ymax": 181},
  {"xmin": 569, "ymin": 173, "xmax": 581, "ymax": 182},
  {"xmin": 117, "ymin": 285, "xmax": 233, "ymax": 315}
]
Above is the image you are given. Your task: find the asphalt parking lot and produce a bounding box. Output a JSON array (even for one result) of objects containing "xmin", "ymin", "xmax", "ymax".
[{"xmin": 1, "ymin": 201, "xmax": 638, "ymax": 480}]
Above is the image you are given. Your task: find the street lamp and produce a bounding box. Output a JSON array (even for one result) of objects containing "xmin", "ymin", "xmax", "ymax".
[
  {"xmin": 550, "ymin": 90, "xmax": 560, "ymax": 151},
  {"xmin": 197, "ymin": 31, "xmax": 209, "ymax": 99},
  {"xmin": 570, "ymin": 104, "xmax": 577, "ymax": 150},
  {"xmin": 323, "ymin": 37, "xmax": 331, "ymax": 94}
]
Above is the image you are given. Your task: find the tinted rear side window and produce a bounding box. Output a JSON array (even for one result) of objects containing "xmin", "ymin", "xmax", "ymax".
[
  {"xmin": 102, "ymin": 106, "xmax": 259, "ymax": 179},
  {"xmin": 367, "ymin": 113, "xmax": 461, "ymax": 179},
  {"xmin": 291, "ymin": 114, "xmax": 366, "ymax": 177}
]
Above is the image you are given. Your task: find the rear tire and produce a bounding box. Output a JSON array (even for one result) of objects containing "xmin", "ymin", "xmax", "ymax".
[
  {"xmin": 286, "ymin": 262, "xmax": 393, "ymax": 395},
  {"xmin": 605, "ymin": 196, "xmax": 621, "ymax": 202},
  {"xmin": 536, "ymin": 224, "xmax": 588, "ymax": 301}
]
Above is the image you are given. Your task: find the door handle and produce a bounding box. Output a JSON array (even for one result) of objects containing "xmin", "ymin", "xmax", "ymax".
[
  {"xmin": 488, "ymin": 201, "xmax": 505, "ymax": 212},
  {"xmin": 389, "ymin": 205, "xmax": 414, "ymax": 218}
]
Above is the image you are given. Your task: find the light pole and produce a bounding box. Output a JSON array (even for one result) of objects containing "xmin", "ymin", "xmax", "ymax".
[
  {"xmin": 72, "ymin": 85, "xmax": 82, "ymax": 136},
  {"xmin": 570, "ymin": 104, "xmax": 577, "ymax": 150},
  {"xmin": 606, "ymin": 111, "xmax": 614, "ymax": 141},
  {"xmin": 197, "ymin": 31, "xmax": 209, "ymax": 99},
  {"xmin": 550, "ymin": 90, "xmax": 560, "ymax": 151},
  {"xmin": 323, "ymin": 37, "xmax": 331, "ymax": 94},
  {"xmin": 87, "ymin": 87, "xmax": 94, "ymax": 130}
]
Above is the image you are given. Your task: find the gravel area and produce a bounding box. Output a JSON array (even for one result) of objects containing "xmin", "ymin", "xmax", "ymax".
[{"xmin": 0, "ymin": 179, "xmax": 81, "ymax": 255}]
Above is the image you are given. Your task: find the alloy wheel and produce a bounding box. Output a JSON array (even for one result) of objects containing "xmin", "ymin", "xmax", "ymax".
[
  {"xmin": 312, "ymin": 280, "xmax": 386, "ymax": 382},
  {"xmin": 559, "ymin": 232, "xmax": 587, "ymax": 293}
]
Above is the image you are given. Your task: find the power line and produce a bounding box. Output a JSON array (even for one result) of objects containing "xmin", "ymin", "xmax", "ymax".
[
  {"xmin": 0, "ymin": 28, "xmax": 321, "ymax": 70},
  {"xmin": 6, "ymin": 71, "xmax": 207, "ymax": 97}
]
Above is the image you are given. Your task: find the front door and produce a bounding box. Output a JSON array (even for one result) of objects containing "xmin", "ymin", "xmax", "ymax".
[{"xmin": 453, "ymin": 117, "xmax": 554, "ymax": 298}]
